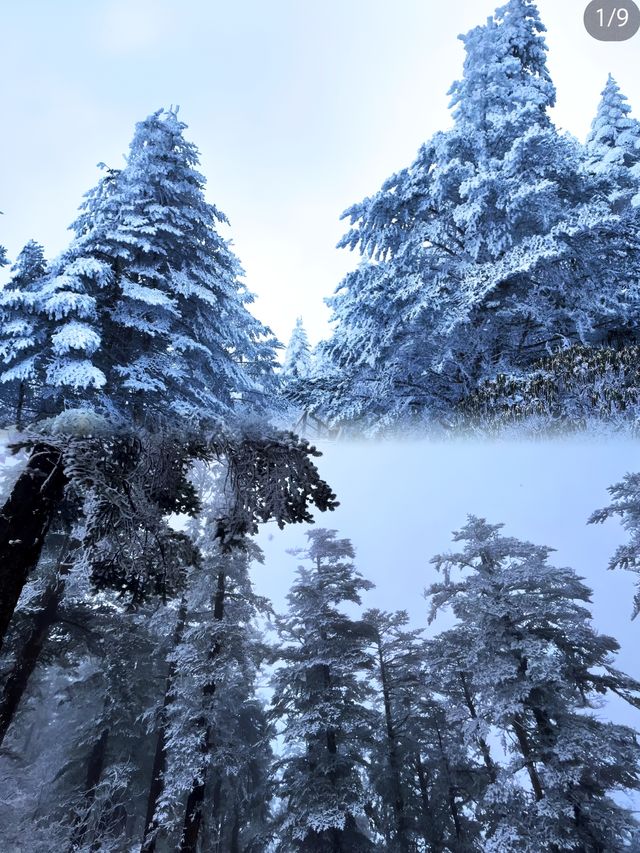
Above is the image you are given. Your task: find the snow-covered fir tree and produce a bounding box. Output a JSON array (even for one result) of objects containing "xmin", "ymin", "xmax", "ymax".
[
  {"xmin": 590, "ymin": 472, "xmax": 640, "ymax": 620},
  {"xmin": 427, "ymin": 517, "xmax": 640, "ymax": 851},
  {"xmin": 270, "ymin": 529, "xmax": 378, "ymax": 852},
  {"xmin": 0, "ymin": 240, "xmax": 50, "ymax": 427},
  {"xmin": 39, "ymin": 109, "xmax": 278, "ymax": 427},
  {"xmin": 308, "ymin": 0, "xmax": 640, "ymax": 433},
  {"xmin": 585, "ymin": 75, "xmax": 640, "ymax": 210},
  {"xmin": 363, "ymin": 609, "xmax": 421, "ymax": 853},
  {"xmin": 145, "ymin": 529, "xmax": 273, "ymax": 852},
  {"xmin": 0, "ymin": 109, "xmax": 340, "ymax": 650},
  {"xmin": 282, "ymin": 317, "xmax": 312, "ymax": 380},
  {"xmin": 363, "ymin": 609, "xmax": 484, "ymax": 852}
]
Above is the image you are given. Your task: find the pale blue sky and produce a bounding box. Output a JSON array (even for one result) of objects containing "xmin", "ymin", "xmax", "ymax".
[
  {"xmin": 255, "ymin": 439, "xmax": 640, "ymax": 733},
  {"xmin": 1, "ymin": 0, "xmax": 639, "ymax": 347}
]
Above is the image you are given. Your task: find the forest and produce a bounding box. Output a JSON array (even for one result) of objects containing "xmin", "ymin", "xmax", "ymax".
[{"xmin": 1, "ymin": 0, "xmax": 640, "ymax": 850}]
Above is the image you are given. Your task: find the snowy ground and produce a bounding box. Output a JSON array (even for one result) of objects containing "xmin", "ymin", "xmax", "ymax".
[{"xmin": 253, "ymin": 437, "xmax": 640, "ymax": 737}]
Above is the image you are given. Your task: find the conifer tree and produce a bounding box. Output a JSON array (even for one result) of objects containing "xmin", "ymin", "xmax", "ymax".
[
  {"xmin": 270, "ymin": 530, "xmax": 378, "ymax": 852},
  {"xmin": 52, "ymin": 108, "xmax": 278, "ymax": 427},
  {"xmin": 363, "ymin": 609, "xmax": 484, "ymax": 852},
  {"xmin": 362, "ymin": 610, "xmax": 418, "ymax": 853},
  {"xmin": 0, "ymin": 240, "xmax": 49, "ymax": 428},
  {"xmin": 589, "ymin": 472, "xmax": 640, "ymax": 620},
  {"xmin": 282, "ymin": 317, "xmax": 312, "ymax": 380},
  {"xmin": 312, "ymin": 0, "xmax": 640, "ymax": 432},
  {"xmin": 171, "ymin": 541, "xmax": 272, "ymax": 853},
  {"xmin": 585, "ymin": 75, "xmax": 640, "ymax": 210},
  {"xmin": 428, "ymin": 517, "xmax": 640, "ymax": 851},
  {"xmin": 140, "ymin": 463, "xmax": 276, "ymax": 852}
]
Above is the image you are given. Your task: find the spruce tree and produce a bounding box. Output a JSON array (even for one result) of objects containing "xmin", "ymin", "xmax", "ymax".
[
  {"xmin": 427, "ymin": 517, "xmax": 640, "ymax": 851},
  {"xmin": 585, "ymin": 75, "xmax": 640, "ymax": 210},
  {"xmin": 0, "ymin": 109, "xmax": 338, "ymax": 648},
  {"xmin": 313, "ymin": 0, "xmax": 640, "ymax": 432},
  {"xmin": 0, "ymin": 240, "xmax": 50, "ymax": 427},
  {"xmin": 589, "ymin": 472, "xmax": 640, "ymax": 619},
  {"xmin": 270, "ymin": 530, "xmax": 378, "ymax": 852},
  {"xmin": 363, "ymin": 609, "xmax": 484, "ymax": 852}
]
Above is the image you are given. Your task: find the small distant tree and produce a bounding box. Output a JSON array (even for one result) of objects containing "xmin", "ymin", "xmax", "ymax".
[
  {"xmin": 0, "ymin": 240, "xmax": 50, "ymax": 427},
  {"xmin": 363, "ymin": 609, "xmax": 484, "ymax": 852},
  {"xmin": 282, "ymin": 317, "xmax": 312, "ymax": 381},
  {"xmin": 585, "ymin": 75, "xmax": 640, "ymax": 210}
]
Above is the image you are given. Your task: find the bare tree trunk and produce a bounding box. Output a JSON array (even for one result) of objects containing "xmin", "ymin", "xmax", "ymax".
[
  {"xmin": 178, "ymin": 570, "xmax": 225, "ymax": 853},
  {"xmin": 141, "ymin": 599, "xmax": 188, "ymax": 853},
  {"xmin": 0, "ymin": 443, "xmax": 66, "ymax": 654}
]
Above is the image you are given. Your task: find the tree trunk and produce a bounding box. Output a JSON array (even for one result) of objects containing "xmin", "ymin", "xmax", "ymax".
[
  {"xmin": 141, "ymin": 599, "xmax": 188, "ymax": 853},
  {"xmin": 458, "ymin": 671, "xmax": 497, "ymax": 783},
  {"xmin": 178, "ymin": 570, "xmax": 225, "ymax": 853},
  {"xmin": 0, "ymin": 534, "xmax": 73, "ymax": 748},
  {"xmin": 229, "ymin": 805, "xmax": 241, "ymax": 853},
  {"xmin": 0, "ymin": 443, "xmax": 66, "ymax": 653},
  {"xmin": 415, "ymin": 753, "xmax": 430, "ymax": 817},
  {"xmin": 375, "ymin": 635, "xmax": 410, "ymax": 853},
  {"xmin": 415, "ymin": 754, "xmax": 444, "ymax": 852},
  {"xmin": 68, "ymin": 726, "xmax": 110, "ymax": 851},
  {"xmin": 434, "ymin": 722, "xmax": 464, "ymax": 846},
  {"xmin": 512, "ymin": 713, "xmax": 544, "ymax": 801},
  {"xmin": 15, "ymin": 381, "xmax": 25, "ymax": 432}
]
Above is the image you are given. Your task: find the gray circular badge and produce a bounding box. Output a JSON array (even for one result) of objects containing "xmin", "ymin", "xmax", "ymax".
[{"xmin": 584, "ymin": 0, "xmax": 640, "ymax": 40}]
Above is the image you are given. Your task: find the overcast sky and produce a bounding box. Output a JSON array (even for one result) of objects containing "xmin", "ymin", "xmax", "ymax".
[{"xmin": 2, "ymin": 0, "xmax": 639, "ymax": 348}]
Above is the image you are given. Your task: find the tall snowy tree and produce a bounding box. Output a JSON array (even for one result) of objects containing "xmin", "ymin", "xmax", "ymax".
[
  {"xmin": 51, "ymin": 108, "xmax": 278, "ymax": 427},
  {"xmin": 2, "ymin": 113, "xmax": 282, "ymax": 430},
  {"xmin": 141, "ymin": 460, "xmax": 293, "ymax": 852},
  {"xmin": 362, "ymin": 609, "xmax": 419, "ymax": 853},
  {"xmin": 427, "ymin": 517, "xmax": 640, "ymax": 851},
  {"xmin": 270, "ymin": 529, "xmax": 378, "ymax": 852},
  {"xmin": 310, "ymin": 0, "xmax": 640, "ymax": 433},
  {"xmin": 362, "ymin": 609, "xmax": 484, "ymax": 852}
]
